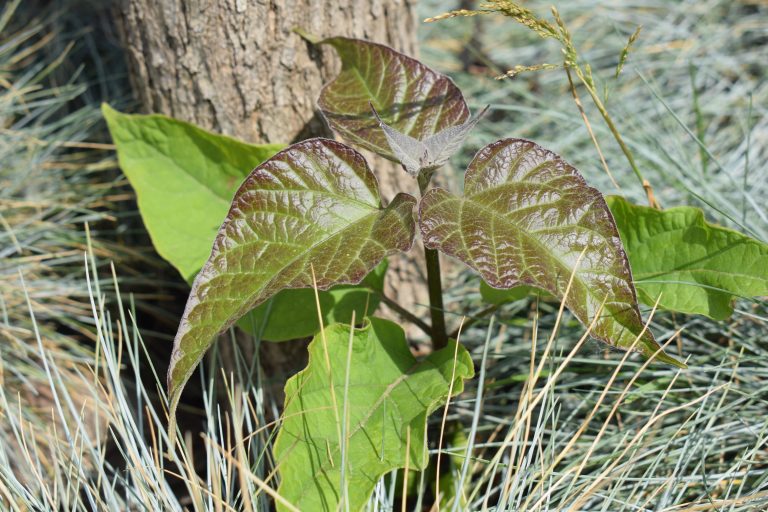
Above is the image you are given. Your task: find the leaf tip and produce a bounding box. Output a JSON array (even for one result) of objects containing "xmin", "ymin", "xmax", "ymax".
[
  {"xmin": 101, "ymin": 102, "xmax": 119, "ymax": 123},
  {"xmin": 648, "ymin": 348, "xmax": 687, "ymax": 369},
  {"xmin": 292, "ymin": 27, "xmax": 322, "ymax": 45},
  {"xmin": 165, "ymin": 371, "xmax": 184, "ymax": 447}
]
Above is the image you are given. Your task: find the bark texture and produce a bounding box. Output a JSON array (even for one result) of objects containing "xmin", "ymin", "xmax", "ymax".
[
  {"xmin": 116, "ymin": 0, "xmax": 430, "ymax": 389},
  {"xmin": 116, "ymin": 0, "xmax": 417, "ymax": 146}
]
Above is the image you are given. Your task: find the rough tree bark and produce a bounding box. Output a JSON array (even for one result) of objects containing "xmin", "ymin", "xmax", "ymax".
[
  {"xmin": 116, "ymin": 0, "xmax": 430, "ymax": 394},
  {"xmin": 116, "ymin": 1, "xmax": 417, "ymax": 144}
]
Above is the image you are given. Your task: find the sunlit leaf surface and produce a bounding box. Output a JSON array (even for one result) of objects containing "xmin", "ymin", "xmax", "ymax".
[
  {"xmin": 318, "ymin": 37, "xmax": 469, "ymax": 161},
  {"xmin": 168, "ymin": 139, "xmax": 417, "ymax": 416},
  {"xmin": 420, "ymin": 139, "xmax": 683, "ymax": 366},
  {"xmin": 273, "ymin": 318, "xmax": 474, "ymax": 511},
  {"xmin": 609, "ymin": 196, "xmax": 768, "ymax": 320},
  {"xmin": 105, "ymin": 105, "xmax": 383, "ymax": 343},
  {"xmin": 102, "ymin": 104, "xmax": 282, "ymax": 281}
]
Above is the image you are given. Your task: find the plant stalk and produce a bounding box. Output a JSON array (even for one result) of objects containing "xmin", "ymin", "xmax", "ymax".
[
  {"xmin": 424, "ymin": 246, "xmax": 448, "ymax": 350},
  {"xmin": 418, "ymin": 170, "xmax": 449, "ymax": 350},
  {"xmin": 377, "ymin": 291, "xmax": 432, "ymax": 338},
  {"xmin": 581, "ymin": 75, "xmax": 644, "ymax": 185}
]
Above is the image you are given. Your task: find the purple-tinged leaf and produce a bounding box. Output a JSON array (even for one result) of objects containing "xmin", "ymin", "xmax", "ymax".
[
  {"xmin": 419, "ymin": 139, "xmax": 684, "ymax": 367},
  {"xmin": 168, "ymin": 139, "xmax": 417, "ymax": 422},
  {"xmin": 317, "ymin": 37, "xmax": 470, "ymax": 161},
  {"xmin": 372, "ymin": 104, "xmax": 489, "ymax": 176}
]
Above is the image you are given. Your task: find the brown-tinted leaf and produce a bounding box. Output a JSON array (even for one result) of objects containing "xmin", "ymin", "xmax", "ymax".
[
  {"xmin": 317, "ymin": 37, "xmax": 469, "ymax": 161},
  {"xmin": 168, "ymin": 139, "xmax": 417, "ymax": 422},
  {"xmin": 419, "ymin": 139, "xmax": 684, "ymax": 366}
]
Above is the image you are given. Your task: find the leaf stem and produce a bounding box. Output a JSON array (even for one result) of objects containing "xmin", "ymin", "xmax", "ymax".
[
  {"xmin": 424, "ymin": 247, "xmax": 448, "ymax": 350},
  {"xmin": 418, "ymin": 171, "xmax": 449, "ymax": 350},
  {"xmin": 448, "ymin": 304, "xmax": 498, "ymax": 340},
  {"xmin": 377, "ymin": 291, "xmax": 432, "ymax": 338}
]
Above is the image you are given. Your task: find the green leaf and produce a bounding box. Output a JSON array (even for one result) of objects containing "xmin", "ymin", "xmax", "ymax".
[
  {"xmin": 101, "ymin": 104, "xmax": 283, "ymax": 281},
  {"xmin": 419, "ymin": 139, "xmax": 684, "ymax": 367},
  {"xmin": 607, "ymin": 196, "xmax": 768, "ymax": 320},
  {"xmin": 239, "ymin": 261, "xmax": 388, "ymax": 341},
  {"xmin": 479, "ymin": 281, "xmax": 550, "ymax": 305},
  {"xmin": 317, "ymin": 37, "xmax": 470, "ymax": 161},
  {"xmin": 273, "ymin": 318, "xmax": 474, "ymax": 511},
  {"xmin": 168, "ymin": 139, "xmax": 417, "ymax": 419},
  {"xmin": 238, "ymin": 287, "xmax": 373, "ymax": 341}
]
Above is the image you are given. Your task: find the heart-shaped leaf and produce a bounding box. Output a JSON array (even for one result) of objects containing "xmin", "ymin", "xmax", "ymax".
[
  {"xmin": 168, "ymin": 139, "xmax": 417, "ymax": 420},
  {"xmin": 608, "ymin": 196, "xmax": 768, "ymax": 320},
  {"xmin": 104, "ymin": 105, "xmax": 383, "ymax": 346},
  {"xmin": 419, "ymin": 138, "xmax": 684, "ymax": 366},
  {"xmin": 317, "ymin": 37, "xmax": 470, "ymax": 161},
  {"xmin": 273, "ymin": 318, "xmax": 474, "ymax": 511}
]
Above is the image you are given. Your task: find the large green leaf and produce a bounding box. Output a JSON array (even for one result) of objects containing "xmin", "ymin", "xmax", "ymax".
[
  {"xmin": 101, "ymin": 104, "xmax": 283, "ymax": 281},
  {"xmin": 239, "ymin": 261, "xmax": 388, "ymax": 341},
  {"xmin": 419, "ymin": 138, "xmax": 683, "ymax": 366},
  {"xmin": 608, "ymin": 196, "xmax": 768, "ymax": 320},
  {"xmin": 317, "ymin": 37, "xmax": 470, "ymax": 161},
  {"xmin": 273, "ymin": 318, "xmax": 474, "ymax": 511},
  {"xmin": 168, "ymin": 139, "xmax": 417, "ymax": 417}
]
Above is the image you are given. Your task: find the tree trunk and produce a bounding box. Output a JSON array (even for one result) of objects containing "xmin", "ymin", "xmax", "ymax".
[
  {"xmin": 116, "ymin": 0, "xmax": 429, "ymax": 395},
  {"xmin": 116, "ymin": 1, "xmax": 418, "ymax": 144}
]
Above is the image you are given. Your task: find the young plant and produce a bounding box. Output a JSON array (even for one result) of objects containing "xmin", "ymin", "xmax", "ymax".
[
  {"xmin": 175, "ymin": 37, "xmax": 683, "ymax": 509},
  {"xmin": 105, "ymin": 35, "xmax": 768, "ymax": 512}
]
